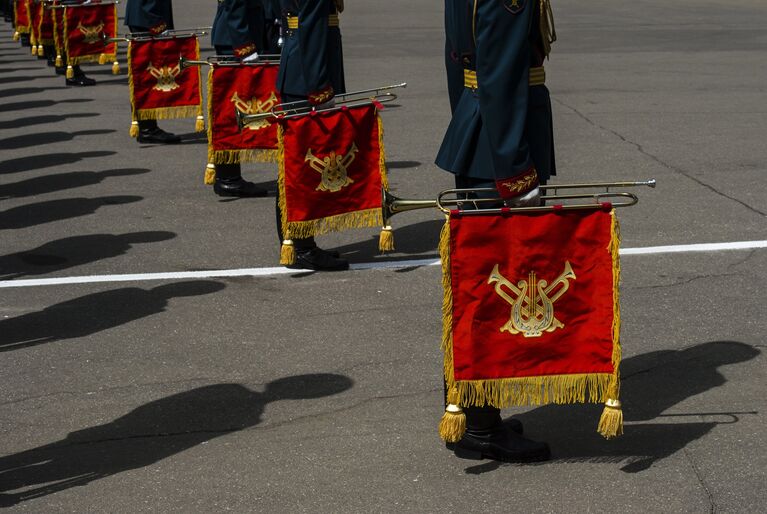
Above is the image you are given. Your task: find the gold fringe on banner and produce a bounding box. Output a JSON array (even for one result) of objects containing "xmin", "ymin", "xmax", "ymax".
[
  {"xmin": 376, "ymin": 114, "xmax": 390, "ymax": 191},
  {"xmin": 209, "ymin": 149, "xmax": 281, "ymax": 165},
  {"xmin": 204, "ymin": 163, "xmax": 216, "ymax": 185},
  {"xmin": 439, "ymin": 212, "xmax": 623, "ymax": 439},
  {"xmin": 285, "ymin": 208, "xmax": 383, "ymax": 240},
  {"xmin": 127, "ymin": 41, "xmax": 138, "ymax": 136},
  {"xmin": 136, "ymin": 105, "xmax": 202, "ymax": 121},
  {"xmin": 597, "ymin": 211, "xmax": 624, "ymax": 439}
]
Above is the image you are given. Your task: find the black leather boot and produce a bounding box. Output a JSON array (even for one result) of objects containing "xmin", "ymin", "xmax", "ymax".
[
  {"xmin": 451, "ymin": 406, "xmax": 550, "ymax": 463},
  {"xmin": 213, "ymin": 177, "xmax": 268, "ymax": 197},
  {"xmin": 291, "ymin": 246, "xmax": 349, "ymax": 271}
]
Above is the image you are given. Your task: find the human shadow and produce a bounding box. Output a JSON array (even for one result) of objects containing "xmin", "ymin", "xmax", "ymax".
[
  {"xmin": 0, "ymin": 195, "xmax": 142, "ymax": 230},
  {"xmin": 0, "ymin": 231, "xmax": 175, "ymax": 279},
  {"xmin": 0, "ymin": 151, "xmax": 115, "ymax": 174},
  {"xmin": 386, "ymin": 160, "xmax": 422, "ymax": 170},
  {"xmin": 0, "ymin": 68, "xmax": 44, "ymax": 76},
  {"xmin": 0, "ymin": 280, "xmax": 225, "ymax": 352},
  {"xmin": 463, "ymin": 341, "xmax": 761, "ymax": 475},
  {"xmin": 0, "ymin": 112, "xmax": 99, "ymax": 129},
  {"xmin": 0, "ymin": 374, "xmax": 354, "ymax": 506},
  {"xmin": 332, "ymin": 219, "xmax": 443, "ymax": 261},
  {"xmin": 0, "ymin": 98, "xmax": 92, "ymax": 114},
  {"xmin": 0, "ymin": 129, "xmax": 115, "ymax": 150},
  {"xmin": 0, "ymin": 168, "xmax": 150, "ymax": 199},
  {"xmin": 0, "ymin": 75, "xmax": 41, "ymax": 85}
]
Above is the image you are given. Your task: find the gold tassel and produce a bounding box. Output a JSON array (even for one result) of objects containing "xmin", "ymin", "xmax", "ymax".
[
  {"xmin": 98, "ymin": 53, "xmax": 107, "ymax": 65},
  {"xmin": 31, "ymin": 44, "xmax": 37, "ymax": 56},
  {"xmin": 195, "ymin": 115, "xmax": 205, "ymax": 132},
  {"xmin": 280, "ymin": 240, "xmax": 296, "ymax": 266},
  {"xmin": 539, "ymin": 0, "xmax": 557, "ymax": 59},
  {"xmin": 379, "ymin": 225, "xmax": 395, "ymax": 252},
  {"xmin": 55, "ymin": 55, "xmax": 63, "ymax": 67},
  {"xmin": 129, "ymin": 121, "xmax": 139, "ymax": 138},
  {"xmin": 37, "ymin": 45, "xmax": 44, "ymax": 57},
  {"xmin": 439, "ymin": 404, "xmax": 467, "ymax": 443},
  {"xmin": 204, "ymin": 163, "xmax": 216, "ymax": 185},
  {"xmin": 13, "ymin": 31, "xmax": 20, "ymax": 42},
  {"xmin": 65, "ymin": 65, "xmax": 74, "ymax": 79},
  {"xmin": 598, "ymin": 398, "xmax": 623, "ymax": 439},
  {"xmin": 112, "ymin": 60, "xmax": 120, "ymax": 75}
]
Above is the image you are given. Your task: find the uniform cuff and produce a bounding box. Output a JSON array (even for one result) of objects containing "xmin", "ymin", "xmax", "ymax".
[
  {"xmin": 234, "ymin": 43, "xmax": 257, "ymax": 57},
  {"xmin": 149, "ymin": 22, "xmax": 167, "ymax": 35},
  {"xmin": 495, "ymin": 167, "xmax": 539, "ymax": 199},
  {"xmin": 308, "ymin": 85, "xmax": 334, "ymax": 105}
]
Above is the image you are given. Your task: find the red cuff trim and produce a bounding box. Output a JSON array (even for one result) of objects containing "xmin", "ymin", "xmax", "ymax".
[
  {"xmin": 233, "ymin": 43, "xmax": 256, "ymax": 57},
  {"xmin": 496, "ymin": 167, "xmax": 539, "ymax": 199},
  {"xmin": 149, "ymin": 23, "xmax": 167, "ymax": 35},
  {"xmin": 308, "ymin": 85, "xmax": 334, "ymax": 105}
]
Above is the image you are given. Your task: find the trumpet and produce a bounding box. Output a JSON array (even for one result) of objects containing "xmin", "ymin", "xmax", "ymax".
[
  {"xmin": 236, "ymin": 83, "xmax": 407, "ymax": 130},
  {"xmin": 107, "ymin": 27, "xmax": 211, "ymax": 42},
  {"xmin": 382, "ymin": 180, "xmax": 656, "ymax": 225},
  {"xmin": 178, "ymin": 55, "xmax": 281, "ymax": 69}
]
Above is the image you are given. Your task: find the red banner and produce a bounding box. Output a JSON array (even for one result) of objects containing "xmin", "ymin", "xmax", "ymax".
[
  {"xmin": 278, "ymin": 104, "xmax": 388, "ymax": 240},
  {"xmin": 38, "ymin": 1, "xmax": 54, "ymax": 46},
  {"xmin": 128, "ymin": 36, "xmax": 202, "ymax": 126},
  {"xmin": 29, "ymin": 0, "xmax": 40, "ymax": 48},
  {"xmin": 440, "ymin": 208, "xmax": 623, "ymax": 437},
  {"xmin": 208, "ymin": 63, "xmax": 281, "ymax": 164},
  {"xmin": 63, "ymin": 2, "xmax": 117, "ymax": 65},
  {"xmin": 14, "ymin": 0, "xmax": 31, "ymax": 36}
]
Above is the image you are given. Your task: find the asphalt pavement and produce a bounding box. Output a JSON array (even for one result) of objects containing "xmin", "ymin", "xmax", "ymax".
[{"xmin": 1, "ymin": 1, "xmax": 766, "ymax": 512}]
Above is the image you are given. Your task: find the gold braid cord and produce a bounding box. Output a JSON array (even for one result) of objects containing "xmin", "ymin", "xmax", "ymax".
[{"xmin": 539, "ymin": 0, "xmax": 557, "ymax": 58}]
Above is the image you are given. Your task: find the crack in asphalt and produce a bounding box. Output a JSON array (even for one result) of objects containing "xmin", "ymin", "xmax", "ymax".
[
  {"xmin": 553, "ymin": 98, "xmax": 767, "ymax": 217},
  {"xmin": 682, "ymin": 447, "xmax": 718, "ymax": 513},
  {"xmin": 629, "ymin": 272, "xmax": 743, "ymax": 291}
]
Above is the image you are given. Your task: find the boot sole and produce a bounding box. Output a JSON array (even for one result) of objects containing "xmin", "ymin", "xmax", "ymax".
[{"xmin": 453, "ymin": 445, "xmax": 551, "ymax": 463}]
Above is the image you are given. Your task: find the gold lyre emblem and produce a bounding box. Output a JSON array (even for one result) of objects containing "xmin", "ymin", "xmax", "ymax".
[
  {"xmin": 488, "ymin": 261, "xmax": 576, "ymax": 338},
  {"xmin": 147, "ymin": 63, "xmax": 182, "ymax": 92},
  {"xmin": 304, "ymin": 143, "xmax": 358, "ymax": 193},
  {"xmin": 77, "ymin": 22, "xmax": 105, "ymax": 44},
  {"xmin": 230, "ymin": 91, "xmax": 279, "ymax": 131}
]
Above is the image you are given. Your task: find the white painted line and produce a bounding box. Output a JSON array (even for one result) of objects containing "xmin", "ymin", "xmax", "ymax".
[{"xmin": 0, "ymin": 240, "xmax": 765, "ymax": 289}]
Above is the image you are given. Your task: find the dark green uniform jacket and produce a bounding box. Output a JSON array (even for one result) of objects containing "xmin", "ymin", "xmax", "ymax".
[
  {"xmin": 436, "ymin": 0, "xmax": 556, "ymax": 184},
  {"xmin": 124, "ymin": 0, "xmax": 174, "ymax": 33},
  {"xmin": 212, "ymin": 0, "xmax": 265, "ymax": 56},
  {"xmin": 276, "ymin": 0, "xmax": 345, "ymax": 101}
]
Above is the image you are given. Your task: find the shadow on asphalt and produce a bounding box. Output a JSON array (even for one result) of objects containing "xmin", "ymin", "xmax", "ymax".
[
  {"xmin": 0, "ymin": 68, "xmax": 45, "ymax": 76},
  {"xmin": 0, "ymin": 280, "xmax": 225, "ymax": 352},
  {"xmin": 0, "ymin": 230, "xmax": 176, "ymax": 280},
  {"xmin": 0, "ymin": 129, "xmax": 115, "ymax": 150},
  {"xmin": 0, "ymin": 151, "xmax": 115, "ymax": 174},
  {"xmin": 332, "ymin": 219, "xmax": 444, "ymax": 261},
  {"xmin": 0, "ymin": 98, "xmax": 92, "ymax": 114},
  {"xmin": 0, "ymin": 196, "xmax": 143, "ymax": 230},
  {"xmin": 0, "ymin": 112, "xmax": 99, "ymax": 129},
  {"xmin": 0, "ymin": 168, "xmax": 150, "ymax": 199},
  {"xmin": 0, "ymin": 75, "xmax": 42, "ymax": 85},
  {"xmin": 463, "ymin": 341, "xmax": 761, "ymax": 475},
  {"xmin": 385, "ymin": 160, "xmax": 422, "ymax": 170},
  {"xmin": 0, "ymin": 374, "xmax": 354, "ymax": 507}
]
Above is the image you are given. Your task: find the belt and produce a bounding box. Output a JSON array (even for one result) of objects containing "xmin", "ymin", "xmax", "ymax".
[
  {"xmin": 463, "ymin": 66, "xmax": 546, "ymax": 89},
  {"xmin": 286, "ymin": 14, "xmax": 339, "ymax": 30}
]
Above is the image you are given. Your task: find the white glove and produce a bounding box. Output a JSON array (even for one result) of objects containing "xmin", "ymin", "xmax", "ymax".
[
  {"xmin": 506, "ymin": 186, "xmax": 541, "ymax": 207},
  {"xmin": 242, "ymin": 51, "xmax": 260, "ymax": 63},
  {"xmin": 318, "ymin": 98, "xmax": 336, "ymax": 109}
]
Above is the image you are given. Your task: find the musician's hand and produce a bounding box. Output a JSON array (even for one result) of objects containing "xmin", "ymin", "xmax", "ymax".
[
  {"xmin": 242, "ymin": 51, "xmax": 260, "ymax": 63},
  {"xmin": 318, "ymin": 98, "xmax": 336, "ymax": 110},
  {"xmin": 505, "ymin": 187, "xmax": 541, "ymax": 207}
]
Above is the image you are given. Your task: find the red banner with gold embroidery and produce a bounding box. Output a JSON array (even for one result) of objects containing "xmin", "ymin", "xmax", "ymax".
[
  {"xmin": 438, "ymin": 208, "xmax": 623, "ymax": 440},
  {"xmin": 62, "ymin": 2, "xmax": 117, "ymax": 66},
  {"xmin": 37, "ymin": 1, "xmax": 54, "ymax": 47},
  {"xmin": 128, "ymin": 36, "xmax": 203, "ymax": 133},
  {"xmin": 28, "ymin": 0, "xmax": 41, "ymax": 51},
  {"xmin": 13, "ymin": 0, "xmax": 31, "ymax": 37},
  {"xmin": 52, "ymin": 1, "xmax": 65, "ymax": 61},
  {"xmin": 207, "ymin": 62, "xmax": 281, "ymax": 166},
  {"xmin": 277, "ymin": 104, "xmax": 389, "ymax": 253}
]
